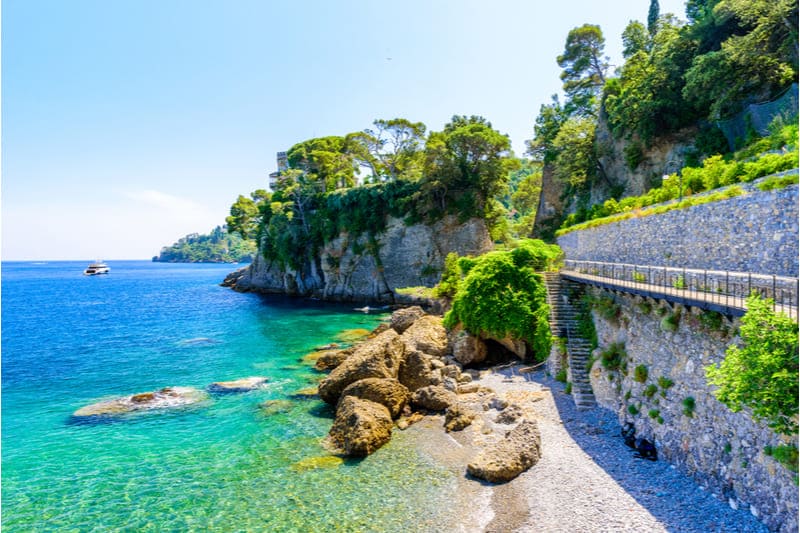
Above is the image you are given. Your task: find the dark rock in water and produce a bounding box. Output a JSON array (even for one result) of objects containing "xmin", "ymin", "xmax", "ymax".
[{"xmin": 208, "ymin": 376, "xmax": 269, "ymax": 393}]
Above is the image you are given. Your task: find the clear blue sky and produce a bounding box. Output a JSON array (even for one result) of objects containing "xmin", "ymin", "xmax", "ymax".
[{"xmin": 2, "ymin": 0, "xmax": 686, "ymax": 260}]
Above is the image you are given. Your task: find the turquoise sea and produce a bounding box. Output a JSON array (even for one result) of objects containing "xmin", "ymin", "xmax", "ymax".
[{"xmin": 2, "ymin": 261, "xmax": 456, "ymax": 532}]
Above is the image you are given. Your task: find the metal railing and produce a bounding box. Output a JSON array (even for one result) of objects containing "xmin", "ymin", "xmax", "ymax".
[{"xmin": 562, "ymin": 259, "xmax": 799, "ymax": 320}]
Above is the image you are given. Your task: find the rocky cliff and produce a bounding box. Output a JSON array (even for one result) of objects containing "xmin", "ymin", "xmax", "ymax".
[{"xmin": 224, "ymin": 215, "xmax": 493, "ymax": 302}]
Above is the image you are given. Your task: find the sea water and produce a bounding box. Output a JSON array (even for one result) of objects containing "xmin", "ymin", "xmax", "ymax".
[{"xmin": 2, "ymin": 261, "xmax": 455, "ymax": 532}]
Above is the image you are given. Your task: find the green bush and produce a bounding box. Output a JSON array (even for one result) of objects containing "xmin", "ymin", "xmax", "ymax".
[
  {"xmin": 632, "ymin": 271, "xmax": 646, "ymax": 283},
  {"xmin": 443, "ymin": 245, "xmax": 554, "ymax": 362},
  {"xmin": 644, "ymin": 384, "xmax": 658, "ymax": 399},
  {"xmin": 624, "ymin": 141, "xmax": 645, "ymax": 171},
  {"xmin": 660, "ymin": 311, "xmax": 681, "ymax": 332},
  {"xmin": 555, "ymin": 369, "xmax": 568, "ymax": 383},
  {"xmin": 590, "ymin": 294, "xmax": 620, "ymax": 321},
  {"xmin": 627, "ymin": 404, "xmax": 640, "ymax": 416},
  {"xmin": 648, "ymin": 409, "xmax": 660, "ymax": 419},
  {"xmin": 758, "ymin": 173, "xmax": 798, "ymax": 191},
  {"xmin": 433, "ymin": 252, "xmax": 461, "ymax": 298},
  {"xmin": 764, "ymin": 445, "xmax": 799, "ymax": 473},
  {"xmin": 682, "ymin": 396, "xmax": 696, "ymax": 418},
  {"xmin": 565, "ymin": 382, "xmax": 573, "ymax": 394},
  {"xmin": 706, "ymin": 295, "xmax": 799, "ymax": 435},
  {"xmin": 699, "ymin": 310, "xmax": 724, "ymax": 332},
  {"xmin": 634, "ymin": 364, "xmax": 649, "ymax": 383},
  {"xmin": 600, "ymin": 342, "xmax": 627, "ymax": 372},
  {"xmin": 657, "ymin": 376, "xmax": 674, "ymax": 396}
]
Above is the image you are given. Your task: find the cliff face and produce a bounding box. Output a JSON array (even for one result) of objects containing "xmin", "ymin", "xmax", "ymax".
[
  {"xmin": 226, "ymin": 216, "xmax": 492, "ymax": 303},
  {"xmin": 534, "ymin": 116, "xmax": 697, "ymax": 238}
]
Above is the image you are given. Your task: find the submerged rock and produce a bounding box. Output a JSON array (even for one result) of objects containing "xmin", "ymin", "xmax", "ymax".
[
  {"xmin": 335, "ymin": 328, "xmax": 372, "ymax": 343},
  {"xmin": 290, "ymin": 455, "xmax": 344, "ymax": 472},
  {"xmin": 467, "ymin": 419, "xmax": 542, "ymax": 483},
  {"xmin": 208, "ymin": 376, "xmax": 269, "ymax": 393},
  {"xmin": 73, "ymin": 387, "xmax": 208, "ymax": 418},
  {"xmin": 390, "ymin": 306, "xmax": 426, "ymax": 334},
  {"xmin": 315, "ymin": 348, "xmax": 354, "ymax": 372},
  {"xmin": 328, "ymin": 396, "xmax": 393, "ymax": 456},
  {"xmin": 339, "ymin": 378, "xmax": 410, "ymax": 419},
  {"xmin": 259, "ymin": 399, "xmax": 294, "ymax": 416},
  {"xmin": 318, "ymin": 329, "xmax": 405, "ymax": 404}
]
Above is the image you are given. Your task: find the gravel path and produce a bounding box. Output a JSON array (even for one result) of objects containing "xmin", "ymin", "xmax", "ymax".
[{"xmin": 407, "ymin": 365, "xmax": 770, "ymax": 533}]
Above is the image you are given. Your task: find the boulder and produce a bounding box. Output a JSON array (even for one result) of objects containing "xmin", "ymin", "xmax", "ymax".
[
  {"xmin": 495, "ymin": 403, "xmax": 525, "ymax": 424},
  {"xmin": 328, "ymin": 396, "xmax": 393, "ymax": 456},
  {"xmin": 398, "ymin": 349, "xmax": 441, "ymax": 392},
  {"xmin": 467, "ymin": 419, "xmax": 542, "ymax": 483},
  {"xmin": 339, "ymin": 378, "xmax": 410, "ymax": 419},
  {"xmin": 390, "ymin": 306, "xmax": 426, "ymax": 334},
  {"xmin": 401, "ymin": 315, "xmax": 449, "ymax": 358},
  {"xmin": 73, "ymin": 387, "xmax": 208, "ymax": 418},
  {"xmin": 452, "ymin": 331, "xmax": 488, "ymax": 366},
  {"xmin": 315, "ymin": 348, "xmax": 354, "ymax": 372},
  {"xmin": 444, "ymin": 403, "xmax": 476, "ymax": 432},
  {"xmin": 411, "ymin": 385, "xmax": 458, "ymax": 411},
  {"xmin": 259, "ymin": 399, "xmax": 294, "ymax": 416},
  {"xmin": 208, "ymin": 376, "xmax": 269, "ymax": 393},
  {"xmin": 318, "ymin": 329, "xmax": 405, "ymax": 404}
]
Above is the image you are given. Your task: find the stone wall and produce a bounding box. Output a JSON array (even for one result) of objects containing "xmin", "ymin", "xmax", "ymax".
[
  {"xmin": 586, "ymin": 287, "xmax": 798, "ymax": 532},
  {"xmin": 557, "ymin": 180, "xmax": 799, "ymax": 277}
]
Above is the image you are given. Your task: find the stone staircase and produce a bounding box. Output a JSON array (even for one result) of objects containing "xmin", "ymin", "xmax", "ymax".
[{"xmin": 543, "ymin": 272, "xmax": 596, "ymax": 410}]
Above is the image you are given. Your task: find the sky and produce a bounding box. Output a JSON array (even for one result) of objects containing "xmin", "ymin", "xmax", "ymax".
[{"xmin": 2, "ymin": 0, "xmax": 687, "ymax": 260}]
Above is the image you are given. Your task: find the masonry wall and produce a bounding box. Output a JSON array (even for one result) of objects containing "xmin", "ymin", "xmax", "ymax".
[
  {"xmin": 587, "ymin": 288, "xmax": 797, "ymax": 533},
  {"xmin": 557, "ymin": 182, "xmax": 799, "ymax": 277}
]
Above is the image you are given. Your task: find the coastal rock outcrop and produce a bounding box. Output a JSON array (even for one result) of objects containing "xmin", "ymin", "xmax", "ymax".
[
  {"xmin": 400, "ymin": 315, "xmax": 448, "ymax": 358},
  {"xmin": 318, "ymin": 329, "xmax": 405, "ymax": 404},
  {"xmin": 451, "ymin": 330, "xmax": 488, "ymax": 366},
  {"xmin": 411, "ymin": 385, "xmax": 458, "ymax": 412},
  {"xmin": 390, "ymin": 306, "xmax": 426, "ymax": 334},
  {"xmin": 208, "ymin": 376, "xmax": 268, "ymax": 393},
  {"xmin": 73, "ymin": 387, "xmax": 208, "ymax": 418},
  {"xmin": 315, "ymin": 348, "xmax": 353, "ymax": 372},
  {"xmin": 398, "ymin": 349, "xmax": 443, "ymax": 392},
  {"xmin": 339, "ymin": 378, "xmax": 409, "ymax": 419},
  {"xmin": 328, "ymin": 396, "xmax": 393, "ymax": 456},
  {"xmin": 467, "ymin": 419, "xmax": 542, "ymax": 483},
  {"xmin": 225, "ymin": 215, "xmax": 492, "ymax": 303}
]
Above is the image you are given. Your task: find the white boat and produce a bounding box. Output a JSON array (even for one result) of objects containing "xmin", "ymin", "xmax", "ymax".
[{"xmin": 84, "ymin": 261, "xmax": 110, "ymax": 275}]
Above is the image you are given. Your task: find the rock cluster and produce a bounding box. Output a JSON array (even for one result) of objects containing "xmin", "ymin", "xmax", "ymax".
[
  {"xmin": 316, "ymin": 306, "xmax": 543, "ymax": 482},
  {"xmin": 72, "ymin": 387, "xmax": 208, "ymax": 419}
]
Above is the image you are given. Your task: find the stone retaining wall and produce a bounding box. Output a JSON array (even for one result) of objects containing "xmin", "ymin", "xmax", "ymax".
[
  {"xmin": 586, "ymin": 288, "xmax": 798, "ymax": 532},
  {"xmin": 557, "ymin": 180, "xmax": 799, "ymax": 277}
]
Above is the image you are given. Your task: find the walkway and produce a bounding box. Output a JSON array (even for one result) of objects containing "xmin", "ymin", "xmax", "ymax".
[{"xmin": 561, "ymin": 260, "xmax": 798, "ymax": 320}]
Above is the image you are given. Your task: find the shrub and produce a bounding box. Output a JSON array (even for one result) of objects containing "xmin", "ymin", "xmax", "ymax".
[
  {"xmin": 624, "ymin": 141, "xmax": 645, "ymax": 171},
  {"xmin": 648, "ymin": 409, "xmax": 660, "ymax": 419},
  {"xmin": 657, "ymin": 376, "xmax": 674, "ymax": 396},
  {"xmin": 660, "ymin": 311, "xmax": 680, "ymax": 332},
  {"xmin": 699, "ymin": 310, "xmax": 724, "ymax": 332},
  {"xmin": 764, "ymin": 445, "xmax": 799, "ymax": 473},
  {"xmin": 644, "ymin": 384, "xmax": 658, "ymax": 398},
  {"xmin": 591, "ymin": 294, "xmax": 620, "ymax": 321},
  {"xmin": 628, "ymin": 404, "xmax": 640, "ymax": 416},
  {"xmin": 624, "ymin": 389, "xmax": 632, "ymax": 401},
  {"xmin": 555, "ymin": 369, "xmax": 568, "ymax": 383},
  {"xmin": 443, "ymin": 247, "xmax": 554, "ymax": 362},
  {"xmin": 706, "ymin": 295, "xmax": 799, "ymax": 435},
  {"xmin": 632, "ymin": 271, "xmax": 646, "ymax": 283},
  {"xmin": 758, "ymin": 173, "xmax": 799, "ymax": 191},
  {"xmin": 634, "ymin": 365, "xmax": 649, "ymax": 383},
  {"xmin": 433, "ymin": 252, "xmax": 461, "ymax": 298},
  {"xmin": 656, "ymin": 415, "xmax": 664, "ymax": 424},
  {"xmin": 600, "ymin": 342, "xmax": 627, "ymax": 372},
  {"xmin": 565, "ymin": 382, "xmax": 573, "ymax": 395},
  {"xmin": 636, "ymin": 301, "xmax": 652, "ymax": 315},
  {"xmin": 672, "ymin": 275, "xmax": 686, "ymax": 290},
  {"xmin": 682, "ymin": 396, "xmax": 696, "ymax": 417}
]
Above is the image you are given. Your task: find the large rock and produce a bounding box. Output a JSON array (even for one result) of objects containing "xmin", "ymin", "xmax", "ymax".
[
  {"xmin": 208, "ymin": 376, "xmax": 268, "ymax": 393},
  {"xmin": 401, "ymin": 315, "xmax": 448, "ymax": 358},
  {"xmin": 444, "ymin": 403, "xmax": 476, "ymax": 432},
  {"xmin": 315, "ymin": 348, "xmax": 354, "ymax": 372},
  {"xmin": 318, "ymin": 329, "xmax": 405, "ymax": 404},
  {"xmin": 339, "ymin": 378, "xmax": 410, "ymax": 419},
  {"xmin": 467, "ymin": 419, "xmax": 542, "ymax": 483},
  {"xmin": 398, "ymin": 349, "xmax": 442, "ymax": 392},
  {"xmin": 328, "ymin": 396, "xmax": 393, "ymax": 456},
  {"xmin": 73, "ymin": 387, "xmax": 208, "ymax": 418},
  {"xmin": 451, "ymin": 331, "xmax": 488, "ymax": 366},
  {"xmin": 410, "ymin": 385, "xmax": 458, "ymax": 411},
  {"xmin": 390, "ymin": 306, "xmax": 426, "ymax": 334}
]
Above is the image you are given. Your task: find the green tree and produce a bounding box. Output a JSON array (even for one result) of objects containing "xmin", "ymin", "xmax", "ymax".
[
  {"xmin": 526, "ymin": 95, "xmax": 568, "ymax": 164},
  {"xmin": 226, "ymin": 190, "xmax": 270, "ymax": 240},
  {"xmin": 648, "ymin": 0, "xmax": 661, "ymax": 35},
  {"xmin": 622, "ymin": 20, "xmax": 650, "ymax": 58},
  {"xmin": 350, "ymin": 118, "xmax": 427, "ymax": 181},
  {"xmin": 551, "ymin": 116, "xmax": 597, "ymax": 190},
  {"xmin": 286, "ymin": 136, "xmax": 360, "ymax": 190},
  {"xmin": 706, "ymin": 295, "xmax": 799, "ymax": 435},
  {"xmin": 557, "ymin": 24, "xmax": 610, "ymax": 116}
]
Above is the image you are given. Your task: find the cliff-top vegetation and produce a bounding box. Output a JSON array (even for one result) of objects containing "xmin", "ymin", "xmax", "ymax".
[{"xmin": 153, "ymin": 226, "xmax": 256, "ymax": 263}]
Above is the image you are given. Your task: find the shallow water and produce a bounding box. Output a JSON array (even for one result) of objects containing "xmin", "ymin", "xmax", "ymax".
[{"xmin": 2, "ymin": 261, "xmax": 455, "ymax": 531}]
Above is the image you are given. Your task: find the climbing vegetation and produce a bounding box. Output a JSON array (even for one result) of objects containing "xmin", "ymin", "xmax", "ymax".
[{"xmin": 706, "ymin": 295, "xmax": 799, "ymax": 435}]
